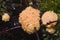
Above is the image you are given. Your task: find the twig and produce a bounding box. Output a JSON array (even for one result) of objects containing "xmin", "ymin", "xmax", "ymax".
[
  {"xmin": 0, "ymin": 26, "xmax": 21, "ymax": 34},
  {"xmin": 46, "ymin": 20, "xmax": 60, "ymax": 25},
  {"xmin": 34, "ymin": 27, "xmax": 40, "ymax": 40}
]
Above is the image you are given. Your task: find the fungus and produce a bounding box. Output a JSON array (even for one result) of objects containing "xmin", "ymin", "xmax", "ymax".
[
  {"xmin": 19, "ymin": 6, "xmax": 40, "ymax": 34},
  {"xmin": 41, "ymin": 11, "xmax": 58, "ymax": 34},
  {"xmin": 41, "ymin": 11, "xmax": 58, "ymax": 28},
  {"xmin": 46, "ymin": 28, "xmax": 56, "ymax": 34},
  {"xmin": 2, "ymin": 13, "xmax": 10, "ymax": 22}
]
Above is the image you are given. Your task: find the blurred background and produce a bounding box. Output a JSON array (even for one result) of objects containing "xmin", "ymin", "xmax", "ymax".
[{"xmin": 0, "ymin": 0, "xmax": 60, "ymax": 40}]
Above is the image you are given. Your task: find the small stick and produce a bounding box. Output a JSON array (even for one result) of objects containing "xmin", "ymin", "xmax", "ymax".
[
  {"xmin": 34, "ymin": 27, "xmax": 40, "ymax": 40},
  {"xmin": 46, "ymin": 20, "xmax": 60, "ymax": 25},
  {"xmin": 0, "ymin": 26, "xmax": 21, "ymax": 34}
]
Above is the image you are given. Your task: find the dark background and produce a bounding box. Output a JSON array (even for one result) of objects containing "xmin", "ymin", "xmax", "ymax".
[{"xmin": 0, "ymin": 0, "xmax": 60, "ymax": 40}]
